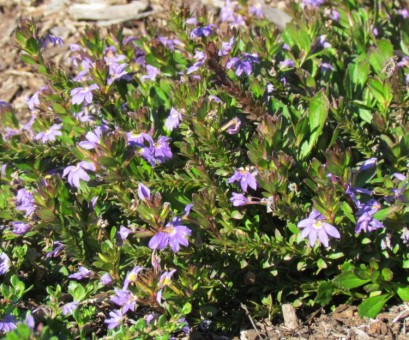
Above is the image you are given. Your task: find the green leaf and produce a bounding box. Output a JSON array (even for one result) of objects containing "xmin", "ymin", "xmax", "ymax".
[
  {"xmin": 358, "ymin": 294, "xmax": 392, "ymax": 318},
  {"xmin": 333, "ymin": 271, "xmax": 370, "ymax": 290},
  {"xmin": 316, "ymin": 281, "xmax": 333, "ymax": 305},
  {"xmin": 20, "ymin": 54, "xmax": 37, "ymax": 65},
  {"xmin": 397, "ymin": 285, "xmax": 409, "ymax": 302},
  {"xmin": 299, "ymin": 91, "xmax": 329, "ymax": 159}
]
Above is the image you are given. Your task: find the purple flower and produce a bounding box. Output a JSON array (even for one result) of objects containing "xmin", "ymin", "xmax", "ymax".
[
  {"xmin": 320, "ymin": 62, "xmax": 334, "ymax": 71},
  {"xmin": 279, "ymin": 58, "xmax": 295, "ymax": 69},
  {"xmin": 187, "ymin": 50, "xmax": 207, "ymax": 74},
  {"xmin": 0, "ymin": 253, "xmax": 11, "ymax": 275},
  {"xmin": 190, "ymin": 24, "xmax": 216, "ymax": 39},
  {"xmin": 100, "ymin": 273, "xmax": 114, "ymax": 286},
  {"xmin": 105, "ymin": 309, "xmax": 125, "ymax": 329},
  {"xmin": 156, "ymin": 269, "xmax": 177, "ymax": 304},
  {"xmin": 62, "ymin": 161, "xmax": 96, "ymax": 189},
  {"xmin": 401, "ymin": 227, "xmax": 409, "ymax": 243},
  {"xmin": 325, "ymin": 8, "xmax": 340, "ymax": 21},
  {"xmin": 218, "ymin": 37, "xmax": 235, "ymax": 57},
  {"xmin": 68, "ymin": 266, "xmax": 92, "ymax": 280},
  {"xmin": 127, "ymin": 132, "xmax": 154, "ymax": 147},
  {"xmin": 111, "ymin": 288, "xmax": 137, "ymax": 313},
  {"xmin": 158, "ymin": 36, "xmax": 183, "ymax": 51},
  {"xmin": 25, "ymin": 314, "xmax": 35, "ymax": 329},
  {"xmin": 78, "ymin": 128, "xmax": 103, "ymax": 150},
  {"xmin": 152, "ymin": 136, "xmax": 173, "ymax": 163},
  {"xmin": 185, "ymin": 17, "xmax": 198, "ymax": 25},
  {"xmin": 165, "ymin": 107, "xmax": 182, "ymax": 131},
  {"xmin": 301, "ymin": 0, "xmax": 325, "ymax": 9},
  {"xmin": 35, "ymin": 124, "xmax": 62, "ymax": 143},
  {"xmin": 141, "ymin": 65, "xmax": 160, "ymax": 81},
  {"xmin": 15, "ymin": 188, "xmax": 35, "ymax": 217},
  {"xmin": 0, "ymin": 314, "xmax": 17, "ymax": 333},
  {"xmin": 108, "ymin": 63, "xmax": 129, "ymax": 85},
  {"xmin": 62, "ymin": 302, "xmax": 79, "ymax": 316},
  {"xmin": 230, "ymin": 192, "xmax": 249, "ymax": 206},
  {"xmin": 138, "ymin": 183, "xmax": 151, "ymax": 201},
  {"xmin": 359, "ymin": 157, "xmax": 377, "ymax": 171},
  {"xmin": 123, "ymin": 266, "xmax": 143, "ymax": 289},
  {"xmin": 249, "ymin": 2, "xmax": 264, "ymax": 17},
  {"xmin": 40, "ymin": 34, "xmax": 64, "ymax": 48},
  {"xmin": 149, "ymin": 218, "xmax": 192, "ymax": 252},
  {"xmin": 397, "ymin": 8, "xmax": 409, "ymax": 18},
  {"xmin": 355, "ymin": 200, "xmax": 384, "ymax": 234},
  {"xmin": 222, "ymin": 117, "xmax": 241, "ymax": 135},
  {"xmin": 228, "ymin": 169, "xmax": 257, "ymax": 192},
  {"xmin": 46, "ymin": 241, "xmax": 64, "ymax": 258},
  {"xmin": 11, "ymin": 221, "xmax": 31, "ymax": 235},
  {"xmin": 397, "ymin": 57, "xmax": 409, "ymax": 68},
  {"xmin": 297, "ymin": 210, "xmax": 340, "ymax": 247},
  {"xmin": 316, "ymin": 35, "xmax": 331, "ymax": 49},
  {"xmin": 226, "ymin": 53, "xmax": 259, "ymax": 76},
  {"xmin": 27, "ymin": 86, "xmax": 49, "ymax": 111},
  {"xmin": 116, "ymin": 226, "xmax": 132, "ymax": 246},
  {"xmin": 70, "ymin": 84, "xmax": 99, "ymax": 105}
]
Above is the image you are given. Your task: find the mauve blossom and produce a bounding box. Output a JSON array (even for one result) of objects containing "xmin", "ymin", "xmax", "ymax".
[
  {"xmin": 223, "ymin": 117, "xmax": 241, "ymax": 135},
  {"xmin": 218, "ymin": 37, "xmax": 235, "ymax": 56},
  {"xmin": 62, "ymin": 161, "xmax": 96, "ymax": 189},
  {"xmin": 165, "ymin": 107, "xmax": 182, "ymax": 131},
  {"xmin": 230, "ymin": 192, "xmax": 249, "ymax": 206},
  {"xmin": 70, "ymin": 84, "xmax": 99, "ymax": 105},
  {"xmin": 209, "ymin": 95, "xmax": 223, "ymax": 104},
  {"xmin": 355, "ymin": 199, "xmax": 384, "ymax": 233},
  {"xmin": 149, "ymin": 217, "xmax": 191, "ymax": 252},
  {"xmin": 127, "ymin": 132, "xmax": 154, "ymax": 147},
  {"xmin": 226, "ymin": 53, "xmax": 259, "ymax": 76},
  {"xmin": 11, "ymin": 221, "xmax": 31, "ymax": 235},
  {"xmin": 320, "ymin": 62, "xmax": 334, "ymax": 71},
  {"xmin": 316, "ymin": 35, "xmax": 331, "ymax": 49},
  {"xmin": 35, "ymin": 124, "xmax": 62, "ymax": 143},
  {"xmin": 100, "ymin": 273, "xmax": 114, "ymax": 286},
  {"xmin": 15, "ymin": 188, "xmax": 35, "ymax": 217},
  {"xmin": 397, "ymin": 57, "xmax": 409, "ymax": 68},
  {"xmin": 190, "ymin": 24, "xmax": 216, "ymax": 39},
  {"xmin": 397, "ymin": 8, "xmax": 409, "ymax": 18},
  {"xmin": 187, "ymin": 50, "xmax": 207, "ymax": 74},
  {"xmin": 151, "ymin": 136, "xmax": 173, "ymax": 164},
  {"xmin": 105, "ymin": 309, "xmax": 125, "ymax": 329},
  {"xmin": 62, "ymin": 301, "xmax": 79, "ymax": 316},
  {"xmin": 108, "ymin": 63, "xmax": 129, "ymax": 85},
  {"xmin": 25, "ymin": 314, "xmax": 35, "ymax": 329},
  {"xmin": 0, "ymin": 314, "xmax": 17, "ymax": 332},
  {"xmin": 249, "ymin": 2, "xmax": 264, "ymax": 17},
  {"xmin": 279, "ymin": 59, "xmax": 295, "ymax": 69},
  {"xmin": 325, "ymin": 8, "xmax": 340, "ymax": 21},
  {"xmin": 78, "ymin": 128, "xmax": 103, "ymax": 150},
  {"xmin": 27, "ymin": 86, "xmax": 49, "ymax": 111},
  {"xmin": 298, "ymin": 209, "xmax": 340, "ymax": 247},
  {"xmin": 141, "ymin": 65, "xmax": 160, "ymax": 81},
  {"xmin": 123, "ymin": 266, "xmax": 143, "ymax": 289},
  {"xmin": 301, "ymin": 0, "xmax": 325, "ymax": 9},
  {"xmin": 359, "ymin": 157, "xmax": 377, "ymax": 171},
  {"xmin": 158, "ymin": 36, "xmax": 183, "ymax": 51},
  {"xmin": 185, "ymin": 17, "xmax": 198, "ymax": 25},
  {"xmin": 116, "ymin": 226, "xmax": 132, "ymax": 246},
  {"xmin": 401, "ymin": 227, "xmax": 409, "ymax": 243},
  {"xmin": 111, "ymin": 288, "xmax": 137, "ymax": 313},
  {"xmin": 156, "ymin": 269, "xmax": 177, "ymax": 304},
  {"xmin": 68, "ymin": 266, "xmax": 92, "ymax": 280},
  {"xmin": 138, "ymin": 183, "xmax": 151, "ymax": 201},
  {"xmin": 46, "ymin": 241, "xmax": 64, "ymax": 258},
  {"xmin": 228, "ymin": 169, "xmax": 257, "ymax": 192},
  {"xmin": 40, "ymin": 34, "xmax": 64, "ymax": 48},
  {"xmin": 0, "ymin": 253, "xmax": 11, "ymax": 275}
]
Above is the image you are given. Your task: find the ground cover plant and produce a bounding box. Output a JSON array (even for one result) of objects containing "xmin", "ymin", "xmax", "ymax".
[{"xmin": 0, "ymin": 0, "xmax": 409, "ymax": 338}]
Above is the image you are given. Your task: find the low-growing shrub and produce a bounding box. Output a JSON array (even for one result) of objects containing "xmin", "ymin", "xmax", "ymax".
[{"xmin": 1, "ymin": 0, "xmax": 409, "ymax": 338}]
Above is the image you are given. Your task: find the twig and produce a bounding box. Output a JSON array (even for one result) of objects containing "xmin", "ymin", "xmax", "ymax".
[{"xmin": 240, "ymin": 302, "xmax": 263, "ymax": 339}]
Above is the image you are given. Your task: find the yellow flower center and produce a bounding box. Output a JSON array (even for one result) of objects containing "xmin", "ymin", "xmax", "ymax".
[
  {"xmin": 166, "ymin": 224, "xmax": 176, "ymax": 235},
  {"xmin": 313, "ymin": 220, "xmax": 323, "ymax": 229}
]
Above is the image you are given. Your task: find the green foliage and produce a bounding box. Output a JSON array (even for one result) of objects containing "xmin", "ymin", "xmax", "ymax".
[{"xmin": 0, "ymin": 0, "xmax": 409, "ymax": 337}]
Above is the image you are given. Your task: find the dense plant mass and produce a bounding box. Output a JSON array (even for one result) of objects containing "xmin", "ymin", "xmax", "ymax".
[{"xmin": 1, "ymin": 0, "xmax": 409, "ymax": 337}]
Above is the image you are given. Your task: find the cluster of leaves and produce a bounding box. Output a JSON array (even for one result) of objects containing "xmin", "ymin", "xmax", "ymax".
[{"xmin": 0, "ymin": 0, "xmax": 409, "ymax": 337}]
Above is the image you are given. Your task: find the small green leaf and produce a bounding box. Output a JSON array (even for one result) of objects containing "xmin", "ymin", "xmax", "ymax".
[
  {"xmin": 397, "ymin": 285, "xmax": 409, "ymax": 302},
  {"xmin": 358, "ymin": 294, "xmax": 392, "ymax": 318},
  {"xmin": 316, "ymin": 281, "xmax": 333, "ymax": 305},
  {"xmin": 333, "ymin": 271, "xmax": 370, "ymax": 290}
]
